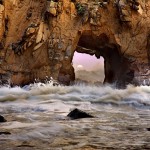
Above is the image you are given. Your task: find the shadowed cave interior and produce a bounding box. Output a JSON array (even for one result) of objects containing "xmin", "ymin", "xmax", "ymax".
[{"xmin": 77, "ymin": 32, "xmax": 135, "ymax": 87}]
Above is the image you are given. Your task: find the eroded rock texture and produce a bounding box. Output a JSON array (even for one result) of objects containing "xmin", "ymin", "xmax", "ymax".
[{"xmin": 0, "ymin": 0, "xmax": 150, "ymax": 87}]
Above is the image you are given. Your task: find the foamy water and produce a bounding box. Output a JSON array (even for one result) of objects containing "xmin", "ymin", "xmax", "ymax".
[{"xmin": 0, "ymin": 82, "xmax": 150, "ymax": 149}]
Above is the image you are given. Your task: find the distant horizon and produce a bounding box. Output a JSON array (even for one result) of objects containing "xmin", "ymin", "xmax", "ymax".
[{"xmin": 73, "ymin": 52, "xmax": 104, "ymax": 72}]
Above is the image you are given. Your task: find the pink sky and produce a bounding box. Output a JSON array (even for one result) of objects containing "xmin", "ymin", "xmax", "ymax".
[{"xmin": 73, "ymin": 52, "xmax": 104, "ymax": 71}]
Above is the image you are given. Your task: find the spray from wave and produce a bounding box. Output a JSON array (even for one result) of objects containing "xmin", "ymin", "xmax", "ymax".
[{"xmin": 0, "ymin": 79, "xmax": 149, "ymax": 109}]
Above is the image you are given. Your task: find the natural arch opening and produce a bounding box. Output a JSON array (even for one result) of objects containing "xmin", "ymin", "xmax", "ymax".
[
  {"xmin": 58, "ymin": 31, "xmax": 135, "ymax": 88},
  {"xmin": 72, "ymin": 52, "xmax": 104, "ymax": 85}
]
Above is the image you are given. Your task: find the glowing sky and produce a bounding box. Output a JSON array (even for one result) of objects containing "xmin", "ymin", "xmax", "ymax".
[{"xmin": 73, "ymin": 52, "xmax": 104, "ymax": 71}]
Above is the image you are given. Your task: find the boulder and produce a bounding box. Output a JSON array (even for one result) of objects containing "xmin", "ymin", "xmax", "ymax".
[
  {"xmin": 0, "ymin": 115, "xmax": 7, "ymax": 123},
  {"xmin": 0, "ymin": 132, "xmax": 11, "ymax": 135},
  {"xmin": 67, "ymin": 108, "xmax": 94, "ymax": 120}
]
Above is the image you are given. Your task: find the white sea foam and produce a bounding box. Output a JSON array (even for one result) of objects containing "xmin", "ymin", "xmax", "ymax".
[
  {"xmin": 0, "ymin": 82, "xmax": 150, "ymax": 149},
  {"xmin": 0, "ymin": 81, "xmax": 149, "ymax": 109}
]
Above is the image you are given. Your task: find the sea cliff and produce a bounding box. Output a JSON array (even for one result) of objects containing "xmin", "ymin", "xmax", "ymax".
[{"xmin": 0, "ymin": 0, "xmax": 150, "ymax": 87}]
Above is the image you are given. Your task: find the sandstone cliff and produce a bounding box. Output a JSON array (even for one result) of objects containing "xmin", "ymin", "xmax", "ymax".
[{"xmin": 0, "ymin": 0, "xmax": 150, "ymax": 87}]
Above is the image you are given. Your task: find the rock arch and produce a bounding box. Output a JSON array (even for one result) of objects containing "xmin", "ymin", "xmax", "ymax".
[
  {"xmin": 58, "ymin": 31, "xmax": 135, "ymax": 88},
  {"xmin": 0, "ymin": 0, "xmax": 150, "ymax": 87}
]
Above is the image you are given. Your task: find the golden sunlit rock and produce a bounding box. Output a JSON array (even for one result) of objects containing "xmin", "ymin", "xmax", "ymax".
[{"xmin": 0, "ymin": 0, "xmax": 149, "ymax": 87}]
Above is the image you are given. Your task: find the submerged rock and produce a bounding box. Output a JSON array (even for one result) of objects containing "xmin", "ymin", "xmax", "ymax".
[
  {"xmin": 67, "ymin": 108, "xmax": 94, "ymax": 120},
  {"xmin": 146, "ymin": 128, "xmax": 150, "ymax": 131},
  {"xmin": 0, "ymin": 132, "xmax": 11, "ymax": 135},
  {"xmin": 0, "ymin": 115, "xmax": 7, "ymax": 122}
]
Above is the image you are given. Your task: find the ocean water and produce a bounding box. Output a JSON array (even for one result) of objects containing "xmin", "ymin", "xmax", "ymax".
[{"xmin": 0, "ymin": 81, "xmax": 150, "ymax": 150}]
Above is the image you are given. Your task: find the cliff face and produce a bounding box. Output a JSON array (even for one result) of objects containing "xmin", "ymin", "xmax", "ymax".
[{"xmin": 0, "ymin": 0, "xmax": 150, "ymax": 87}]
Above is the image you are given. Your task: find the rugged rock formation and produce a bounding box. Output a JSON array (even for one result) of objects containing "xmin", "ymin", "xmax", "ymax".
[{"xmin": 0, "ymin": 0, "xmax": 150, "ymax": 87}]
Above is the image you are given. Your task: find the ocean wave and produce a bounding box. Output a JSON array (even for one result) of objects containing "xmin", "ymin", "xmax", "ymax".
[{"xmin": 0, "ymin": 81, "xmax": 149, "ymax": 109}]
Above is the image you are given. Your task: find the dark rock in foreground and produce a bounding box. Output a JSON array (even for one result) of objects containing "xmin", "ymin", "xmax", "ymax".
[
  {"xmin": 0, "ymin": 132, "xmax": 11, "ymax": 135},
  {"xmin": 0, "ymin": 115, "xmax": 7, "ymax": 123},
  {"xmin": 147, "ymin": 128, "xmax": 150, "ymax": 131},
  {"xmin": 67, "ymin": 108, "xmax": 94, "ymax": 120}
]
